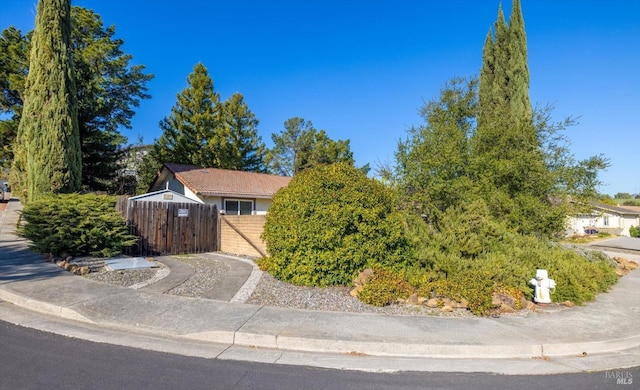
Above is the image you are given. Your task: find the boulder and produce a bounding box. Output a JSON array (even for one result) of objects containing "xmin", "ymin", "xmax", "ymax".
[
  {"xmin": 493, "ymin": 292, "xmax": 516, "ymax": 308},
  {"xmin": 426, "ymin": 298, "xmax": 439, "ymax": 308},
  {"xmin": 405, "ymin": 293, "xmax": 420, "ymax": 305},
  {"xmin": 440, "ymin": 305, "xmax": 454, "ymax": 313},
  {"xmin": 499, "ymin": 303, "xmax": 515, "ymax": 313},
  {"xmin": 75, "ymin": 266, "xmax": 90, "ymax": 276},
  {"xmin": 349, "ymin": 285, "xmax": 363, "ymax": 297},
  {"xmin": 441, "ymin": 297, "xmax": 458, "ymax": 308},
  {"xmin": 353, "ymin": 268, "xmax": 374, "ymax": 286},
  {"xmin": 560, "ymin": 300, "xmax": 575, "ymax": 308},
  {"xmin": 458, "ymin": 298, "xmax": 469, "ymax": 309}
]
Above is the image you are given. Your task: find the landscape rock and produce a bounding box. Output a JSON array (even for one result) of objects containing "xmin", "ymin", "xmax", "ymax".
[
  {"xmin": 426, "ymin": 298, "xmax": 439, "ymax": 308},
  {"xmin": 458, "ymin": 298, "xmax": 469, "ymax": 309},
  {"xmin": 440, "ymin": 305, "xmax": 454, "ymax": 313},
  {"xmin": 499, "ymin": 303, "xmax": 515, "ymax": 313},
  {"xmin": 442, "ymin": 297, "xmax": 457, "ymax": 308},
  {"xmin": 353, "ymin": 268, "xmax": 374, "ymax": 287},
  {"xmin": 561, "ymin": 300, "xmax": 575, "ymax": 308},
  {"xmin": 405, "ymin": 293, "xmax": 420, "ymax": 305},
  {"xmin": 349, "ymin": 285, "xmax": 363, "ymax": 297},
  {"xmin": 75, "ymin": 266, "xmax": 90, "ymax": 276},
  {"xmin": 493, "ymin": 292, "xmax": 516, "ymax": 308}
]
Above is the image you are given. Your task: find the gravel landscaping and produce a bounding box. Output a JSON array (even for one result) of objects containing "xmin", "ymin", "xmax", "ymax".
[{"xmin": 81, "ymin": 254, "xmax": 476, "ymax": 317}]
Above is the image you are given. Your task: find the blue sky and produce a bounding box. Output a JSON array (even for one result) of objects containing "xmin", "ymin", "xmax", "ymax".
[{"xmin": 2, "ymin": 0, "xmax": 639, "ymax": 196}]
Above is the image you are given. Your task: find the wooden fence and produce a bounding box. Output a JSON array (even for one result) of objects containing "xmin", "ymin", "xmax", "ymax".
[{"xmin": 116, "ymin": 198, "xmax": 220, "ymax": 256}]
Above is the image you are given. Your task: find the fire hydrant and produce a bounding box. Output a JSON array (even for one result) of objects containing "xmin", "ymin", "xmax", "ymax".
[{"xmin": 529, "ymin": 269, "xmax": 556, "ymax": 304}]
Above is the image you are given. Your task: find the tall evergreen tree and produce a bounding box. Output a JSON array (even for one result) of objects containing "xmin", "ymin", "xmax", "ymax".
[
  {"xmin": 0, "ymin": 27, "xmax": 28, "ymax": 170},
  {"xmin": 1, "ymin": 8, "xmax": 153, "ymax": 193},
  {"xmin": 222, "ymin": 92, "xmax": 267, "ymax": 172},
  {"xmin": 12, "ymin": 0, "xmax": 81, "ymax": 201},
  {"xmin": 506, "ymin": 0, "xmax": 532, "ymax": 128},
  {"xmin": 394, "ymin": 1, "xmax": 608, "ymax": 238},
  {"xmin": 71, "ymin": 7, "xmax": 153, "ymax": 192},
  {"xmin": 266, "ymin": 117, "xmax": 354, "ymax": 176},
  {"xmin": 471, "ymin": 0, "xmax": 554, "ymax": 234},
  {"xmin": 150, "ymin": 62, "xmax": 228, "ymax": 170}
]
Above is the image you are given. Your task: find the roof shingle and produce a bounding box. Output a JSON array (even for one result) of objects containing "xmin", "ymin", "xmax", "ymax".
[{"xmin": 164, "ymin": 163, "xmax": 291, "ymax": 198}]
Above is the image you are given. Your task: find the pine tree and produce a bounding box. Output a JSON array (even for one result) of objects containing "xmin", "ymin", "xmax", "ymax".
[
  {"xmin": 222, "ymin": 92, "xmax": 267, "ymax": 172},
  {"xmin": 150, "ymin": 62, "xmax": 230, "ymax": 169},
  {"xmin": 12, "ymin": 0, "xmax": 81, "ymax": 202},
  {"xmin": 265, "ymin": 117, "xmax": 354, "ymax": 176}
]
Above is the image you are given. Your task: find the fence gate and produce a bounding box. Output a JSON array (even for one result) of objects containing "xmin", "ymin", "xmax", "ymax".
[{"xmin": 117, "ymin": 198, "xmax": 220, "ymax": 256}]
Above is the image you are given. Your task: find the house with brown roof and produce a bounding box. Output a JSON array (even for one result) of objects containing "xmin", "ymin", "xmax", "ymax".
[{"xmin": 148, "ymin": 163, "xmax": 291, "ymax": 215}]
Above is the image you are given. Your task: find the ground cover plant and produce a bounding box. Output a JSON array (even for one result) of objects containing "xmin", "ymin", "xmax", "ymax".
[{"xmin": 19, "ymin": 193, "xmax": 136, "ymax": 257}]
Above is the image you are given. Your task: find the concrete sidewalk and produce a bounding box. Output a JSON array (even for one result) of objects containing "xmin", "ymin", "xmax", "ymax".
[{"xmin": 1, "ymin": 196, "xmax": 639, "ymax": 374}]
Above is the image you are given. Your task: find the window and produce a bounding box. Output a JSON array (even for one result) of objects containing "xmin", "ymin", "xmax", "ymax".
[
  {"xmin": 224, "ymin": 199, "xmax": 253, "ymax": 215},
  {"xmin": 603, "ymin": 216, "xmax": 609, "ymax": 226}
]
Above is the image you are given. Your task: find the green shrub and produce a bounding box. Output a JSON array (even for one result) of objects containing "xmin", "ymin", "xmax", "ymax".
[
  {"xmin": 261, "ymin": 163, "xmax": 410, "ymax": 286},
  {"xmin": 630, "ymin": 226, "xmax": 640, "ymax": 238},
  {"xmin": 405, "ymin": 207, "xmax": 617, "ymax": 314},
  {"xmin": 418, "ymin": 271, "xmax": 496, "ymax": 315},
  {"xmin": 19, "ymin": 193, "xmax": 137, "ymax": 257},
  {"xmin": 358, "ymin": 268, "xmax": 414, "ymax": 307}
]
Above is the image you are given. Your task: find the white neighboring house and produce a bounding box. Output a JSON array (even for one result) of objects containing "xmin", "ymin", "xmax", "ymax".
[
  {"xmin": 567, "ymin": 202, "xmax": 640, "ymax": 237},
  {"xmin": 148, "ymin": 163, "xmax": 291, "ymax": 215}
]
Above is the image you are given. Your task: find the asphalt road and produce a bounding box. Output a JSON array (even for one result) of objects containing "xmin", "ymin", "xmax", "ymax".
[{"xmin": 0, "ymin": 320, "xmax": 635, "ymax": 390}]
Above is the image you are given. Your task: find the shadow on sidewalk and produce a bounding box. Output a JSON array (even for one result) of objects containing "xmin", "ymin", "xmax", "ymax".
[{"xmin": 0, "ymin": 244, "xmax": 64, "ymax": 284}]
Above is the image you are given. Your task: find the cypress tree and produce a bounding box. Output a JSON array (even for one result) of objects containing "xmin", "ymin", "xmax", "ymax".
[
  {"xmin": 507, "ymin": 0, "xmax": 532, "ymax": 128},
  {"xmin": 12, "ymin": 0, "xmax": 81, "ymax": 202},
  {"xmin": 473, "ymin": 0, "xmax": 552, "ymax": 236}
]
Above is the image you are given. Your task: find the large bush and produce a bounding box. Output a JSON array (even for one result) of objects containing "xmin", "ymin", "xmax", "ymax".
[
  {"xmin": 260, "ymin": 163, "xmax": 410, "ymax": 286},
  {"xmin": 406, "ymin": 204, "xmax": 617, "ymax": 314},
  {"xmin": 19, "ymin": 193, "xmax": 136, "ymax": 257}
]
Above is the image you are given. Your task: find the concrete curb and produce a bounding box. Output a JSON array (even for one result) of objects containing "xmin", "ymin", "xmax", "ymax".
[
  {"xmin": 2, "ymin": 283, "xmax": 640, "ymax": 361},
  {"xmin": 0, "ymin": 287, "xmax": 95, "ymax": 324}
]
